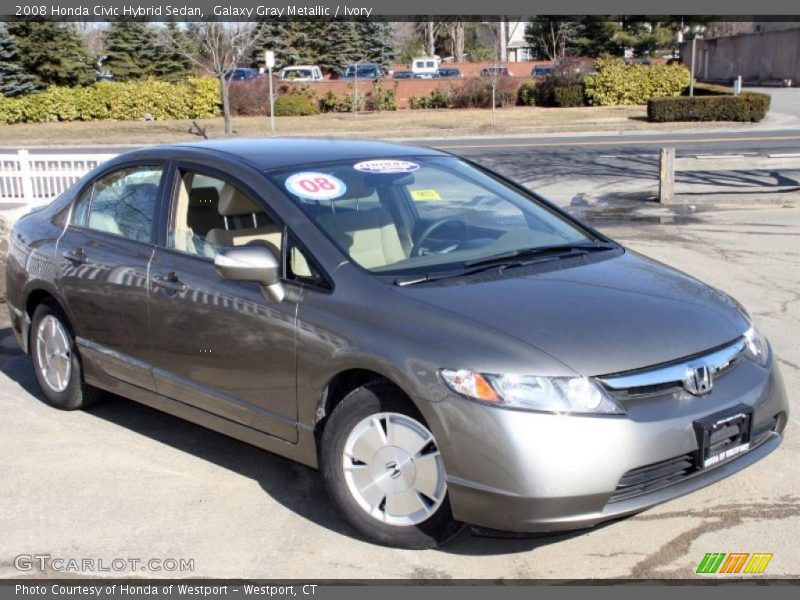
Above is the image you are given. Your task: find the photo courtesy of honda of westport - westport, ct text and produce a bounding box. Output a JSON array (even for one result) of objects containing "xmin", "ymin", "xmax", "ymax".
[{"xmin": 0, "ymin": 0, "xmax": 799, "ymax": 598}]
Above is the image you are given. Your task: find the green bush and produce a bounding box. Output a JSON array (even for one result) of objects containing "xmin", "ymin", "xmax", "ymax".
[
  {"xmin": 552, "ymin": 84, "xmax": 585, "ymax": 107},
  {"xmin": 272, "ymin": 93, "xmax": 320, "ymax": 117},
  {"xmin": 365, "ymin": 82, "xmax": 397, "ymax": 111},
  {"xmin": 647, "ymin": 92, "xmax": 771, "ymax": 122},
  {"xmin": 318, "ymin": 90, "xmax": 341, "ymax": 113},
  {"xmin": 0, "ymin": 78, "xmax": 221, "ymax": 124},
  {"xmin": 409, "ymin": 88, "xmax": 451, "ymax": 109},
  {"xmin": 584, "ymin": 57, "xmax": 690, "ymax": 106},
  {"xmin": 517, "ymin": 82, "xmax": 536, "ymax": 106}
]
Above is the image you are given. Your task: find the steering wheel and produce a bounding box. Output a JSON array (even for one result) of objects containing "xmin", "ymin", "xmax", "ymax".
[{"xmin": 411, "ymin": 218, "xmax": 468, "ymax": 257}]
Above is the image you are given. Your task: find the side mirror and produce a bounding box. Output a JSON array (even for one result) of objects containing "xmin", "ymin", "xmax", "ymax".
[{"xmin": 214, "ymin": 245, "xmax": 285, "ymax": 303}]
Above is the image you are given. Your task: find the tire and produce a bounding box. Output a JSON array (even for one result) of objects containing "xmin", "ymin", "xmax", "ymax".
[
  {"xmin": 29, "ymin": 301, "xmax": 102, "ymax": 411},
  {"xmin": 320, "ymin": 381, "xmax": 462, "ymax": 548}
]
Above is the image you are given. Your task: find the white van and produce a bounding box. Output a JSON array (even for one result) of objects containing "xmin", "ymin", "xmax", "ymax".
[
  {"xmin": 278, "ymin": 66, "xmax": 324, "ymax": 82},
  {"xmin": 411, "ymin": 57, "xmax": 440, "ymax": 75}
]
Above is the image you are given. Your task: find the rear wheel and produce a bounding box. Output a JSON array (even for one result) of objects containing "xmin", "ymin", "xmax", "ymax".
[
  {"xmin": 30, "ymin": 302, "xmax": 102, "ymax": 410},
  {"xmin": 320, "ymin": 382, "xmax": 461, "ymax": 548}
]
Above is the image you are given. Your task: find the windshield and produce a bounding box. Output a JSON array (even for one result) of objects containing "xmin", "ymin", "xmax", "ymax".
[{"xmin": 270, "ymin": 156, "xmax": 596, "ymax": 275}]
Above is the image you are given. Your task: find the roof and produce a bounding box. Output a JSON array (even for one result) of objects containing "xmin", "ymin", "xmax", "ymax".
[{"xmin": 173, "ymin": 138, "xmax": 446, "ymax": 170}]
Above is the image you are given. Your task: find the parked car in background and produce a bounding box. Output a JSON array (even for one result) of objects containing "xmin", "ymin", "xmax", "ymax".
[
  {"xmin": 414, "ymin": 72, "xmax": 440, "ymax": 79},
  {"xmin": 480, "ymin": 66, "xmax": 513, "ymax": 77},
  {"xmin": 278, "ymin": 66, "xmax": 324, "ymax": 82},
  {"xmin": 340, "ymin": 62, "xmax": 383, "ymax": 81},
  {"xmin": 225, "ymin": 67, "xmax": 260, "ymax": 82},
  {"xmin": 392, "ymin": 70, "xmax": 414, "ymax": 80},
  {"xmin": 436, "ymin": 68, "xmax": 463, "ymax": 78},
  {"xmin": 531, "ymin": 65, "xmax": 554, "ymax": 78},
  {"xmin": 411, "ymin": 56, "xmax": 440, "ymax": 76}
]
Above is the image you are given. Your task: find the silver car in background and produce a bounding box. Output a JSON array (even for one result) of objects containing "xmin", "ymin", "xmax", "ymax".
[{"xmin": 5, "ymin": 139, "xmax": 789, "ymax": 548}]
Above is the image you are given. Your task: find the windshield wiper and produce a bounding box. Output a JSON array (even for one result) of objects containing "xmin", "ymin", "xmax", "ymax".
[
  {"xmin": 463, "ymin": 241, "xmax": 616, "ymax": 268},
  {"xmin": 394, "ymin": 241, "xmax": 617, "ymax": 287}
]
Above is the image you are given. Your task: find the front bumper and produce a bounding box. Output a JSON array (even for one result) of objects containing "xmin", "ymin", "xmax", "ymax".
[{"xmin": 429, "ymin": 356, "xmax": 789, "ymax": 533}]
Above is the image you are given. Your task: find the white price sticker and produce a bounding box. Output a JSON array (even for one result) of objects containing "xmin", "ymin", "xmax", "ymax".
[
  {"xmin": 285, "ymin": 172, "xmax": 346, "ymax": 200},
  {"xmin": 353, "ymin": 160, "xmax": 420, "ymax": 174}
]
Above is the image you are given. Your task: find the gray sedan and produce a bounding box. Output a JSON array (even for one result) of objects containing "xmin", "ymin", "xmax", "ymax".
[{"xmin": 5, "ymin": 139, "xmax": 788, "ymax": 548}]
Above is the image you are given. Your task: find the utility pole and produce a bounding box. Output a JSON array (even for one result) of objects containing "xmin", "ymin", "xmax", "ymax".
[
  {"xmin": 265, "ymin": 50, "xmax": 276, "ymax": 135},
  {"xmin": 689, "ymin": 34, "xmax": 703, "ymax": 97},
  {"xmin": 499, "ymin": 18, "xmax": 507, "ymax": 62},
  {"xmin": 689, "ymin": 36, "xmax": 696, "ymax": 96}
]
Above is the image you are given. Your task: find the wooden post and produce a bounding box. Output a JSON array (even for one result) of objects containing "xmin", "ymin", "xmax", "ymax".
[
  {"xmin": 18, "ymin": 149, "xmax": 34, "ymax": 202},
  {"xmin": 659, "ymin": 147, "xmax": 675, "ymax": 204}
]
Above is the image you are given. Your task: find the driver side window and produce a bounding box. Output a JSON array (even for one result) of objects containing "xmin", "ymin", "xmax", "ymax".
[
  {"xmin": 167, "ymin": 169, "xmax": 317, "ymax": 281},
  {"xmin": 168, "ymin": 171, "xmax": 284, "ymax": 259}
]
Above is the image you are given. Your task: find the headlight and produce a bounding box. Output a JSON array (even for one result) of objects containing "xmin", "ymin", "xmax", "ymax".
[
  {"xmin": 440, "ymin": 369, "xmax": 623, "ymax": 414},
  {"xmin": 744, "ymin": 325, "xmax": 769, "ymax": 367}
]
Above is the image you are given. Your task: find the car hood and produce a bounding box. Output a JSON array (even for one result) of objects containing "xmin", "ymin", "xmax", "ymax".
[{"xmin": 397, "ymin": 251, "xmax": 749, "ymax": 376}]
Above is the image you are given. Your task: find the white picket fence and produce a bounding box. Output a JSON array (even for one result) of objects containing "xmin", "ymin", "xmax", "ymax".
[{"xmin": 0, "ymin": 150, "xmax": 117, "ymax": 204}]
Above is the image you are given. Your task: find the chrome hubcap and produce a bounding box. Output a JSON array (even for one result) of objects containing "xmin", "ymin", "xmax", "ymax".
[
  {"xmin": 342, "ymin": 412, "xmax": 446, "ymax": 526},
  {"xmin": 35, "ymin": 315, "xmax": 72, "ymax": 393}
]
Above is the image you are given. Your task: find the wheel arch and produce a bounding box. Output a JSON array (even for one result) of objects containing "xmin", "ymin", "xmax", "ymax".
[
  {"xmin": 313, "ymin": 368, "xmax": 426, "ymax": 449},
  {"xmin": 19, "ymin": 284, "xmax": 71, "ymax": 354}
]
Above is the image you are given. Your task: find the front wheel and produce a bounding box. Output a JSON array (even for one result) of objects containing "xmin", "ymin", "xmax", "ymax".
[
  {"xmin": 30, "ymin": 302, "xmax": 102, "ymax": 410},
  {"xmin": 320, "ymin": 382, "xmax": 461, "ymax": 548}
]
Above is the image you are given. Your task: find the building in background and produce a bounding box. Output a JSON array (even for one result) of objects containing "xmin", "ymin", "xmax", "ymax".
[
  {"xmin": 681, "ymin": 25, "xmax": 800, "ymax": 85},
  {"xmin": 506, "ymin": 21, "xmax": 534, "ymax": 62}
]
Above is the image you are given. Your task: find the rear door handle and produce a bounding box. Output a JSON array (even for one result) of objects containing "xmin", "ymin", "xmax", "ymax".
[
  {"xmin": 152, "ymin": 272, "xmax": 187, "ymax": 294},
  {"xmin": 63, "ymin": 247, "xmax": 88, "ymax": 264}
]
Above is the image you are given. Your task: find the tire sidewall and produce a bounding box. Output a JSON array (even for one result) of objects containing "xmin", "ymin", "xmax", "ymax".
[
  {"xmin": 30, "ymin": 302, "xmax": 84, "ymax": 410},
  {"xmin": 320, "ymin": 383, "xmax": 461, "ymax": 549}
]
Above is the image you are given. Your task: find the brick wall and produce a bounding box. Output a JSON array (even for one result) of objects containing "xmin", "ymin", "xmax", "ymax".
[{"xmin": 282, "ymin": 77, "xmax": 536, "ymax": 109}]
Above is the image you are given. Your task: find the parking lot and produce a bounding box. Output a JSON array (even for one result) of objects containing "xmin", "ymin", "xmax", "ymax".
[{"xmin": 0, "ymin": 203, "xmax": 798, "ymax": 579}]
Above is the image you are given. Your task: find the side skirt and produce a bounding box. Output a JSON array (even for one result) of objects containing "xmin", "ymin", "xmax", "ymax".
[{"xmin": 84, "ymin": 368, "xmax": 320, "ymax": 470}]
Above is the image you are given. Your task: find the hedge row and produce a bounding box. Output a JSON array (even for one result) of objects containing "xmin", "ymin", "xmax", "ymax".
[
  {"xmin": 585, "ymin": 57, "xmax": 690, "ymax": 106},
  {"xmin": 0, "ymin": 78, "xmax": 221, "ymax": 124},
  {"xmin": 647, "ymin": 92, "xmax": 771, "ymax": 122}
]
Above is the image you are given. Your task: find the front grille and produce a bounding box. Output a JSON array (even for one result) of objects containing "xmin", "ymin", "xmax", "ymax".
[
  {"xmin": 610, "ymin": 454, "xmax": 696, "ymax": 503},
  {"xmin": 608, "ymin": 417, "xmax": 779, "ymax": 504}
]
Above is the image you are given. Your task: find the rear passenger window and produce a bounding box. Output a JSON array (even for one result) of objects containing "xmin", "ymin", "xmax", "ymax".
[
  {"xmin": 84, "ymin": 166, "xmax": 163, "ymax": 243},
  {"xmin": 71, "ymin": 186, "xmax": 93, "ymax": 227}
]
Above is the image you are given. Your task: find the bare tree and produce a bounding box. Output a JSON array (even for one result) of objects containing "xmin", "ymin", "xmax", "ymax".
[
  {"xmin": 346, "ymin": 54, "xmax": 380, "ymax": 118},
  {"xmin": 525, "ymin": 18, "xmax": 582, "ymax": 61},
  {"xmin": 415, "ymin": 20, "xmax": 442, "ymax": 56},
  {"xmin": 444, "ymin": 21, "xmax": 466, "ymax": 62},
  {"xmin": 161, "ymin": 22, "xmax": 262, "ymax": 135}
]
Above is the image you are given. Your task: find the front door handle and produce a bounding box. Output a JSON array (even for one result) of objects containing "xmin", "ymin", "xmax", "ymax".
[
  {"xmin": 63, "ymin": 247, "xmax": 88, "ymax": 264},
  {"xmin": 152, "ymin": 272, "xmax": 187, "ymax": 294}
]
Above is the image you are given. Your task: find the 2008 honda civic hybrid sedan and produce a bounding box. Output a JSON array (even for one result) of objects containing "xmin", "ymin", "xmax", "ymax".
[{"xmin": 6, "ymin": 139, "xmax": 788, "ymax": 548}]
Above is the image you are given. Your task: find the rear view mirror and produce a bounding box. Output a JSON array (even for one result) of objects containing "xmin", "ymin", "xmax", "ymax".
[{"xmin": 214, "ymin": 245, "xmax": 285, "ymax": 303}]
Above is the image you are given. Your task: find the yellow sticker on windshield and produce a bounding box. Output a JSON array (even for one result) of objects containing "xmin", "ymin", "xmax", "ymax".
[{"xmin": 410, "ymin": 189, "xmax": 442, "ymax": 201}]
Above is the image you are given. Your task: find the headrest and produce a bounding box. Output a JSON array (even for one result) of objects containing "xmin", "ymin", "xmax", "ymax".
[
  {"xmin": 219, "ymin": 184, "xmax": 260, "ymax": 215},
  {"xmin": 189, "ymin": 186, "xmax": 219, "ymax": 207}
]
